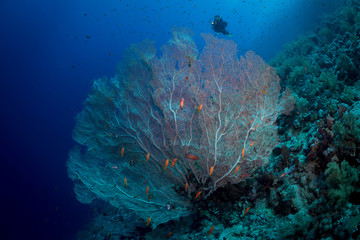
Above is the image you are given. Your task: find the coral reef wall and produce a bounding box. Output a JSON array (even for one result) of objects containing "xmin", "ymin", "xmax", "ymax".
[{"xmin": 68, "ymin": 1, "xmax": 360, "ymax": 239}]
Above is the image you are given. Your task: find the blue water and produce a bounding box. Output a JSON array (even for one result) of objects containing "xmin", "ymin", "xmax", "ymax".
[{"xmin": 0, "ymin": 0, "xmax": 341, "ymax": 239}]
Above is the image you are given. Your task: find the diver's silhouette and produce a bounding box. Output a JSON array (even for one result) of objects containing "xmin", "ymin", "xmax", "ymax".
[{"xmin": 211, "ymin": 15, "xmax": 230, "ymax": 35}]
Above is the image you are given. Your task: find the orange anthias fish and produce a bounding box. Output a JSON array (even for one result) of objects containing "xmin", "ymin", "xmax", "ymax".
[
  {"xmin": 164, "ymin": 159, "xmax": 169, "ymax": 170},
  {"xmin": 279, "ymin": 172, "xmax": 287, "ymax": 179},
  {"xmin": 121, "ymin": 147, "xmax": 124, "ymax": 157},
  {"xmin": 240, "ymin": 173, "xmax": 248, "ymax": 179},
  {"xmin": 261, "ymin": 90, "xmax": 267, "ymax": 94},
  {"xmin": 146, "ymin": 153, "xmax": 150, "ymax": 162},
  {"xmin": 124, "ymin": 177, "xmax": 128, "ymax": 187},
  {"xmin": 235, "ymin": 165, "xmax": 240, "ymax": 174},
  {"xmin": 250, "ymin": 141, "xmax": 254, "ymax": 146},
  {"xmin": 254, "ymin": 124, "xmax": 258, "ymax": 131},
  {"xmin": 208, "ymin": 226, "xmax": 214, "ymax": 236},
  {"xmin": 198, "ymin": 104, "xmax": 203, "ymax": 112},
  {"xmin": 146, "ymin": 217, "xmax": 151, "ymax": 226},
  {"xmin": 185, "ymin": 76, "xmax": 188, "ymax": 83},
  {"xmin": 209, "ymin": 166, "xmax": 214, "ymax": 176},
  {"xmin": 185, "ymin": 182, "xmax": 188, "ymax": 192},
  {"xmin": 185, "ymin": 153, "xmax": 199, "ymax": 160},
  {"xmin": 171, "ymin": 158, "xmax": 177, "ymax": 167},
  {"xmin": 241, "ymin": 148, "xmax": 245, "ymax": 157},
  {"xmin": 166, "ymin": 232, "xmax": 172, "ymax": 238},
  {"xmin": 243, "ymin": 206, "xmax": 250, "ymax": 216},
  {"xmin": 146, "ymin": 186, "xmax": 149, "ymax": 195},
  {"xmin": 195, "ymin": 191, "xmax": 202, "ymax": 199},
  {"xmin": 180, "ymin": 98, "xmax": 184, "ymax": 110}
]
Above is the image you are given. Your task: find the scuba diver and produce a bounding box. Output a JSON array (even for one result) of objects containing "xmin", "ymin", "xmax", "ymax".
[{"xmin": 211, "ymin": 15, "xmax": 230, "ymax": 35}]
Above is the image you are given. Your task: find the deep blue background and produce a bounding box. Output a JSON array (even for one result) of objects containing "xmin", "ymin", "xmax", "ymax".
[{"xmin": 0, "ymin": 0, "xmax": 340, "ymax": 239}]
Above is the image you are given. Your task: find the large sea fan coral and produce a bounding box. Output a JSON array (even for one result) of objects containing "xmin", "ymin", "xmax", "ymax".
[{"xmin": 67, "ymin": 29, "xmax": 294, "ymax": 228}]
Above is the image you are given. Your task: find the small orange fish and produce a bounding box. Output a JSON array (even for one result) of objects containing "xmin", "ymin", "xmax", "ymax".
[
  {"xmin": 185, "ymin": 76, "xmax": 188, "ymax": 83},
  {"xmin": 264, "ymin": 85, "xmax": 268, "ymax": 89},
  {"xmin": 185, "ymin": 183, "xmax": 188, "ymax": 192},
  {"xmin": 250, "ymin": 141, "xmax": 254, "ymax": 146},
  {"xmin": 185, "ymin": 153, "xmax": 199, "ymax": 160},
  {"xmin": 148, "ymin": 195, "xmax": 152, "ymax": 201},
  {"xmin": 209, "ymin": 166, "xmax": 214, "ymax": 176},
  {"xmin": 146, "ymin": 186, "xmax": 149, "ymax": 195},
  {"xmin": 261, "ymin": 90, "xmax": 266, "ymax": 94},
  {"xmin": 166, "ymin": 232, "xmax": 172, "ymax": 238},
  {"xmin": 195, "ymin": 191, "xmax": 202, "ymax": 199},
  {"xmin": 158, "ymin": 88, "xmax": 161, "ymax": 93},
  {"xmin": 180, "ymin": 98, "xmax": 184, "ymax": 110},
  {"xmin": 171, "ymin": 158, "xmax": 177, "ymax": 167},
  {"xmin": 146, "ymin": 153, "xmax": 150, "ymax": 162},
  {"xmin": 279, "ymin": 172, "xmax": 287, "ymax": 179},
  {"xmin": 121, "ymin": 147, "xmax": 124, "ymax": 157},
  {"xmin": 198, "ymin": 104, "xmax": 203, "ymax": 112},
  {"xmin": 164, "ymin": 159, "xmax": 169, "ymax": 170},
  {"xmin": 254, "ymin": 124, "xmax": 258, "ymax": 131},
  {"xmin": 146, "ymin": 217, "xmax": 151, "ymax": 226},
  {"xmin": 243, "ymin": 206, "xmax": 250, "ymax": 216},
  {"xmin": 240, "ymin": 173, "xmax": 248, "ymax": 179},
  {"xmin": 242, "ymin": 148, "xmax": 245, "ymax": 157},
  {"xmin": 208, "ymin": 226, "xmax": 214, "ymax": 236},
  {"xmin": 235, "ymin": 165, "xmax": 240, "ymax": 174},
  {"xmin": 124, "ymin": 177, "xmax": 127, "ymax": 187}
]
